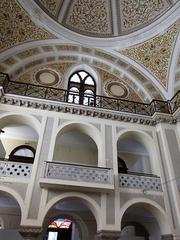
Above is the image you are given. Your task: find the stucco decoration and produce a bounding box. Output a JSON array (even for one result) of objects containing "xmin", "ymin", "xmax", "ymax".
[
  {"xmin": 119, "ymin": 0, "xmax": 170, "ymax": 33},
  {"xmin": 96, "ymin": 68, "xmax": 142, "ymax": 102},
  {"xmin": 37, "ymin": 0, "xmax": 63, "ymax": 17},
  {"xmin": 33, "ymin": 68, "xmax": 62, "ymax": 87},
  {"xmin": 104, "ymin": 80, "xmax": 129, "ymax": 99},
  {"xmin": 16, "ymin": 63, "xmax": 73, "ymax": 89},
  {"xmin": 121, "ymin": 21, "xmax": 180, "ymax": 88},
  {"xmin": 0, "ymin": 0, "xmax": 55, "ymax": 52},
  {"xmin": 63, "ymin": 0, "xmax": 113, "ymax": 36}
]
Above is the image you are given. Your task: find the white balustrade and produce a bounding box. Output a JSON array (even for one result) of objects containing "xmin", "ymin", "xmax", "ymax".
[
  {"xmin": 44, "ymin": 162, "xmax": 113, "ymax": 184},
  {"xmin": 0, "ymin": 160, "xmax": 32, "ymax": 178},
  {"xmin": 119, "ymin": 173, "xmax": 162, "ymax": 191}
]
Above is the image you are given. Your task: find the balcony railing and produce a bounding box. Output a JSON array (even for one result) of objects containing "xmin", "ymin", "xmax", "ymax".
[
  {"xmin": 41, "ymin": 161, "xmax": 113, "ymax": 185},
  {"xmin": 119, "ymin": 172, "xmax": 162, "ymax": 192},
  {"xmin": 0, "ymin": 72, "xmax": 180, "ymax": 116},
  {"xmin": 0, "ymin": 158, "xmax": 32, "ymax": 178}
]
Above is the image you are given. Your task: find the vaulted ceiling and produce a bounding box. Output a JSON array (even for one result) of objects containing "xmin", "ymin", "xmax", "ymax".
[{"xmin": 0, "ymin": 0, "xmax": 180, "ymax": 102}]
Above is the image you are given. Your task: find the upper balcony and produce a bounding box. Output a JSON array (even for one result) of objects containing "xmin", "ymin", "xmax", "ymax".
[
  {"xmin": 0, "ymin": 72, "xmax": 180, "ymax": 118},
  {"xmin": 0, "ymin": 158, "xmax": 32, "ymax": 181},
  {"xmin": 40, "ymin": 161, "xmax": 114, "ymax": 192},
  {"xmin": 119, "ymin": 172, "xmax": 162, "ymax": 192}
]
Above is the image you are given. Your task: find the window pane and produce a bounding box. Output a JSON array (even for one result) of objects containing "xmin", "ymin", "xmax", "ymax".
[
  {"xmin": 70, "ymin": 74, "xmax": 80, "ymax": 83},
  {"xmin": 14, "ymin": 148, "xmax": 34, "ymax": 157},
  {"xmin": 48, "ymin": 232, "xmax": 58, "ymax": 240},
  {"xmin": 84, "ymin": 89, "xmax": 94, "ymax": 95},
  {"xmin": 69, "ymin": 87, "xmax": 79, "ymax": 92},
  {"xmin": 84, "ymin": 76, "xmax": 94, "ymax": 85},
  {"xmin": 79, "ymin": 71, "xmax": 88, "ymax": 80}
]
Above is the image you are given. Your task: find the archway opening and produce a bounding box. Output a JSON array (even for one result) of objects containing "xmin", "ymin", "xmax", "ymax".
[
  {"xmin": 43, "ymin": 197, "xmax": 97, "ymax": 240},
  {"xmin": 0, "ymin": 191, "xmax": 22, "ymax": 239},
  {"xmin": 0, "ymin": 123, "xmax": 38, "ymax": 163},
  {"xmin": 121, "ymin": 203, "xmax": 163, "ymax": 240},
  {"xmin": 53, "ymin": 128, "xmax": 98, "ymax": 166},
  {"xmin": 117, "ymin": 134, "xmax": 152, "ymax": 175}
]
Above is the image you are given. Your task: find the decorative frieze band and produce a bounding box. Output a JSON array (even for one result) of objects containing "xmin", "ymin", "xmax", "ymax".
[{"xmin": 0, "ymin": 93, "xmax": 178, "ymax": 126}]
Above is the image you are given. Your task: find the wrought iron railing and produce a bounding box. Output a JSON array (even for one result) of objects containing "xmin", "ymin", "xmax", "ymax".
[{"xmin": 0, "ymin": 72, "xmax": 180, "ymax": 116}]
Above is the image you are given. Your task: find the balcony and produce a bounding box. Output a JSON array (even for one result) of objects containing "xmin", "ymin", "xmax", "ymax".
[
  {"xmin": 40, "ymin": 162, "xmax": 114, "ymax": 192},
  {"xmin": 0, "ymin": 159, "xmax": 32, "ymax": 179},
  {"xmin": 0, "ymin": 72, "xmax": 180, "ymax": 117},
  {"xmin": 119, "ymin": 172, "xmax": 162, "ymax": 192}
]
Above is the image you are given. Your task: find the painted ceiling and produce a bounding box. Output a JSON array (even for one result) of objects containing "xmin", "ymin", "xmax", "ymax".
[{"xmin": 0, "ymin": 0, "xmax": 180, "ymax": 102}]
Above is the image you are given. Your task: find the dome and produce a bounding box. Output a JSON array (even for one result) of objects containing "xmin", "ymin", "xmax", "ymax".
[{"xmin": 33, "ymin": 0, "xmax": 175, "ymax": 38}]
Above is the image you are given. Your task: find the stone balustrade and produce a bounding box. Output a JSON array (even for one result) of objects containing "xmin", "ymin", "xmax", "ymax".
[
  {"xmin": 43, "ymin": 161, "xmax": 113, "ymax": 185},
  {"xmin": 119, "ymin": 173, "xmax": 162, "ymax": 191},
  {"xmin": 0, "ymin": 160, "xmax": 32, "ymax": 178}
]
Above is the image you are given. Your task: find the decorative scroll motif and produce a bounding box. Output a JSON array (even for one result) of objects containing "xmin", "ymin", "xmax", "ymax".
[
  {"xmin": 120, "ymin": 0, "xmax": 170, "ymax": 32},
  {"xmin": 64, "ymin": 0, "xmax": 113, "ymax": 36},
  {"xmin": 44, "ymin": 162, "xmax": 113, "ymax": 184},
  {"xmin": 121, "ymin": 21, "xmax": 180, "ymax": 88},
  {"xmin": 0, "ymin": 160, "xmax": 32, "ymax": 178},
  {"xmin": 37, "ymin": 0, "xmax": 62, "ymax": 16},
  {"xmin": 119, "ymin": 173, "xmax": 162, "ymax": 191},
  {"xmin": 0, "ymin": 0, "xmax": 54, "ymax": 52}
]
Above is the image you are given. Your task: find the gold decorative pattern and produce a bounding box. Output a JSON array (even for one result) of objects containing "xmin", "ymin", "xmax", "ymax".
[
  {"xmin": 47, "ymin": 57, "xmax": 56, "ymax": 62},
  {"xmin": 95, "ymin": 68, "xmax": 142, "ymax": 102},
  {"xmin": 120, "ymin": 0, "xmax": 170, "ymax": 32},
  {"xmin": 0, "ymin": 0, "xmax": 55, "ymax": 52},
  {"xmin": 25, "ymin": 59, "xmax": 44, "ymax": 70},
  {"xmin": 63, "ymin": 0, "xmax": 113, "ymax": 36},
  {"xmin": 58, "ymin": 56, "xmax": 78, "ymax": 61},
  {"xmin": 3, "ymin": 57, "xmax": 17, "ymax": 65},
  {"xmin": 37, "ymin": 0, "xmax": 62, "ymax": 17},
  {"xmin": 41, "ymin": 46, "xmax": 54, "ymax": 52},
  {"xmin": 56, "ymin": 45, "xmax": 79, "ymax": 51},
  {"xmin": 17, "ymin": 73, "xmax": 31, "ymax": 83},
  {"xmin": 121, "ymin": 21, "xmax": 180, "ymax": 88},
  {"xmin": 95, "ymin": 50, "xmax": 116, "ymax": 62},
  {"xmin": 16, "ymin": 48, "xmax": 40, "ymax": 59},
  {"xmin": 92, "ymin": 60, "xmax": 111, "ymax": 71}
]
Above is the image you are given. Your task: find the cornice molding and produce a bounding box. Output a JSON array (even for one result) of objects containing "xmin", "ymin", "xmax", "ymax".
[{"xmin": 0, "ymin": 93, "xmax": 178, "ymax": 126}]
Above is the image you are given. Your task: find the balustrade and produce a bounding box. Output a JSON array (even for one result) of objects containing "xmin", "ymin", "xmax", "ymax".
[
  {"xmin": 0, "ymin": 159, "xmax": 32, "ymax": 178},
  {"xmin": 43, "ymin": 161, "xmax": 113, "ymax": 185},
  {"xmin": 119, "ymin": 173, "xmax": 162, "ymax": 191}
]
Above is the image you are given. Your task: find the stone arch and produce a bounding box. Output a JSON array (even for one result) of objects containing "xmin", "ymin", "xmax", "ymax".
[
  {"xmin": 0, "ymin": 186, "xmax": 24, "ymax": 223},
  {"xmin": 0, "ymin": 113, "xmax": 41, "ymax": 136},
  {"xmin": 120, "ymin": 197, "xmax": 171, "ymax": 235},
  {"xmin": 116, "ymin": 129, "xmax": 160, "ymax": 176},
  {"xmin": 54, "ymin": 121, "xmax": 102, "ymax": 166},
  {"xmin": 40, "ymin": 192, "xmax": 102, "ymax": 231}
]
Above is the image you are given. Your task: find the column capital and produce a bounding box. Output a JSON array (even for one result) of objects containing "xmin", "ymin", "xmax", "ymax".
[
  {"xmin": 96, "ymin": 230, "xmax": 120, "ymax": 240},
  {"xmin": 19, "ymin": 226, "xmax": 42, "ymax": 240}
]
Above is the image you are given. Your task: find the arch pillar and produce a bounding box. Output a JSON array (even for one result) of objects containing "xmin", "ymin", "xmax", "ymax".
[{"xmin": 96, "ymin": 230, "xmax": 121, "ymax": 240}]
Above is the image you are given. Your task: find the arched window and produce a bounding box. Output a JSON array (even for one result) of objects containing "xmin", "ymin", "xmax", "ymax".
[
  {"xmin": 67, "ymin": 70, "xmax": 96, "ymax": 106},
  {"xmin": 9, "ymin": 145, "xmax": 36, "ymax": 164}
]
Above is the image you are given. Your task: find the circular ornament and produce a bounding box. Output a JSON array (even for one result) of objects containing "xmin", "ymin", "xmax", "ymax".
[
  {"xmin": 34, "ymin": 68, "xmax": 61, "ymax": 86},
  {"xmin": 104, "ymin": 80, "xmax": 129, "ymax": 99}
]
